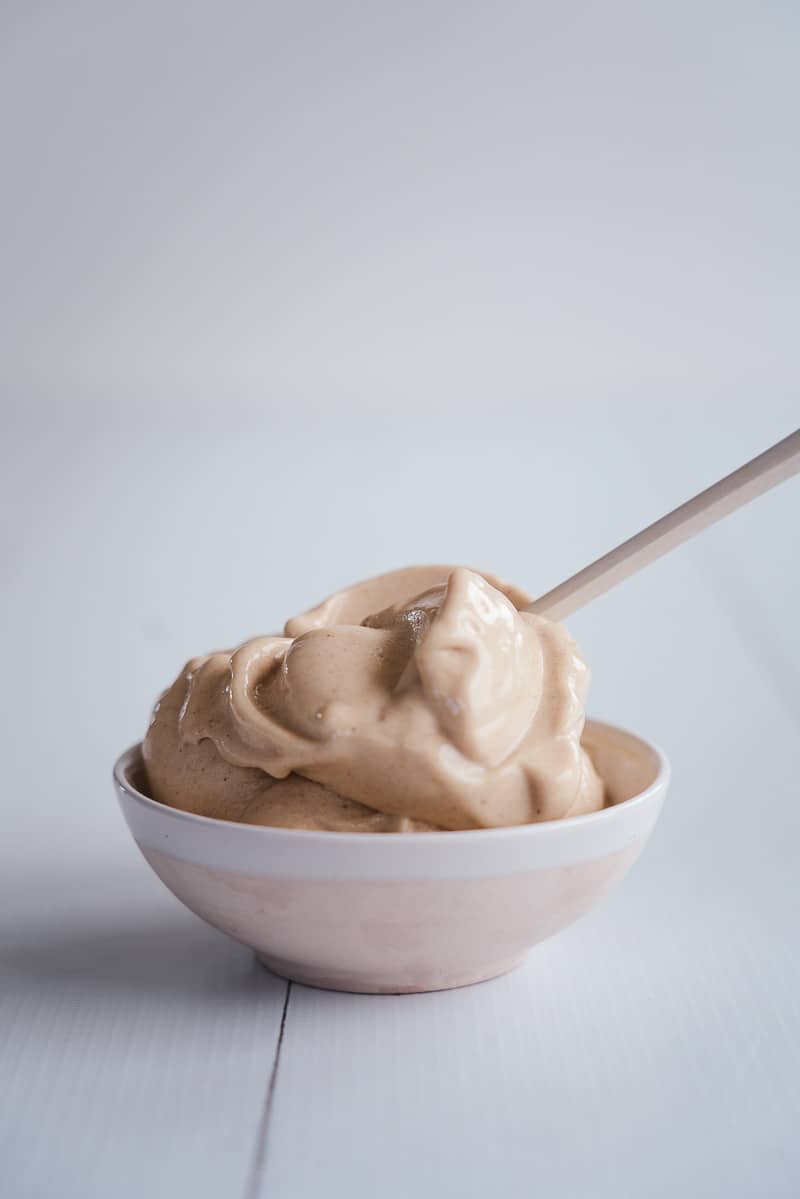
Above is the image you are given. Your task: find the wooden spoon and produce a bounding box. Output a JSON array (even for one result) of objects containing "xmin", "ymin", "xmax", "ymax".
[{"xmin": 527, "ymin": 428, "xmax": 800, "ymax": 622}]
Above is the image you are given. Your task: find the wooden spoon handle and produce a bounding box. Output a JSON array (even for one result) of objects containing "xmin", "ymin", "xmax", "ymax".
[{"xmin": 527, "ymin": 428, "xmax": 800, "ymax": 622}]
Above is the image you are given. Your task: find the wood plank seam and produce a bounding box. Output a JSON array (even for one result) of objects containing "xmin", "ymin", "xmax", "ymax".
[{"xmin": 243, "ymin": 980, "xmax": 293, "ymax": 1199}]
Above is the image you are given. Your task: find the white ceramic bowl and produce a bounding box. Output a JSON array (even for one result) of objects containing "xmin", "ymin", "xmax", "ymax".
[{"xmin": 113, "ymin": 719, "xmax": 668, "ymax": 994}]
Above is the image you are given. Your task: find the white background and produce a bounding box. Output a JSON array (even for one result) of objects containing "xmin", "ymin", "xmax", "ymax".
[{"xmin": 2, "ymin": 4, "xmax": 798, "ymax": 1197}]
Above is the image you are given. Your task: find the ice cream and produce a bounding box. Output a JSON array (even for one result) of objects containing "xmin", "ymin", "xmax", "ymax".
[{"xmin": 143, "ymin": 566, "xmax": 604, "ymax": 831}]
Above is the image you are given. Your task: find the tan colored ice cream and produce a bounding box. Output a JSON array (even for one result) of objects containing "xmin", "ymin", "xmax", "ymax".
[{"xmin": 143, "ymin": 566, "xmax": 604, "ymax": 831}]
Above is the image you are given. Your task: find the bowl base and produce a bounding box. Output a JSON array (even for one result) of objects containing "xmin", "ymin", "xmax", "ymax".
[{"xmin": 254, "ymin": 951, "xmax": 527, "ymax": 994}]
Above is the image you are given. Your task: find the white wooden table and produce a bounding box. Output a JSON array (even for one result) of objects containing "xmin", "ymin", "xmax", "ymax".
[{"xmin": 1, "ymin": 411, "xmax": 797, "ymax": 1199}]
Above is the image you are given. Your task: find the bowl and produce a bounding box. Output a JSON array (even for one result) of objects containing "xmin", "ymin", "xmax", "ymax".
[{"xmin": 113, "ymin": 719, "xmax": 669, "ymax": 994}]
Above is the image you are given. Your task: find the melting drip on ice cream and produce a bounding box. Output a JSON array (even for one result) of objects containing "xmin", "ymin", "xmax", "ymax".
[{"xmin": 143, "ymin": 566, "xmax": 605, "ymax": 832}]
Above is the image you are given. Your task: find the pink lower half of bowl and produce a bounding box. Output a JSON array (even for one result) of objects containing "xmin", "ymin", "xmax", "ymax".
[
  {"xmin": 141, "ymin": 839, "xmax": 644, "ymax": 992},
  {"xmin": 114, "ymin": 719, "xmax": 669, "ymax": 994}
]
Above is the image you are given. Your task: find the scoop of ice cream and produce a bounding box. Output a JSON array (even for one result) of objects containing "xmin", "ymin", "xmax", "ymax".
[{"xmin": 143, "ymin": 566, "xmax": 604, "ymax": 831}]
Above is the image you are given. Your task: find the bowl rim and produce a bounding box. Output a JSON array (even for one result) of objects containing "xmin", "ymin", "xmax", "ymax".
[{"xmin": 113, "ymin": 717, "xmax": 670, "ymax": 847}]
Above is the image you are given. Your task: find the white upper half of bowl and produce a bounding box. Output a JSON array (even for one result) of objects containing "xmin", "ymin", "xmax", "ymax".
[{"xmin": 113, "ymin": 719, "xmax": 669, "ymax": 881}]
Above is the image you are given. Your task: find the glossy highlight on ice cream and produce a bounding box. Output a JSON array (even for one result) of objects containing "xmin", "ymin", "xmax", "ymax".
[{"xmin": 143, "ymin": 566, "xmax": 604, "ymax": 831}]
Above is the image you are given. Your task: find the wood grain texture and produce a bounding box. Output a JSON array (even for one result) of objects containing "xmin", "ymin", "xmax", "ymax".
[
  {"xmin": 258, "ymin": 421, "xmax": 800, "ymax": 1199},
  {"xmin": 2, "ymin": 413, "xmax": 798, "ymax": 1198},
  {"xmin": 0, "ymin": 858, "xmax": 288, "ymax": 1199}
]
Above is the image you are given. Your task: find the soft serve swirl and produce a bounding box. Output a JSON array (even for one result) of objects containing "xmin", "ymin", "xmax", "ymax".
[{"xmin": 143, "ymin": 566, "xmax": 604, "ymax": 831}]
